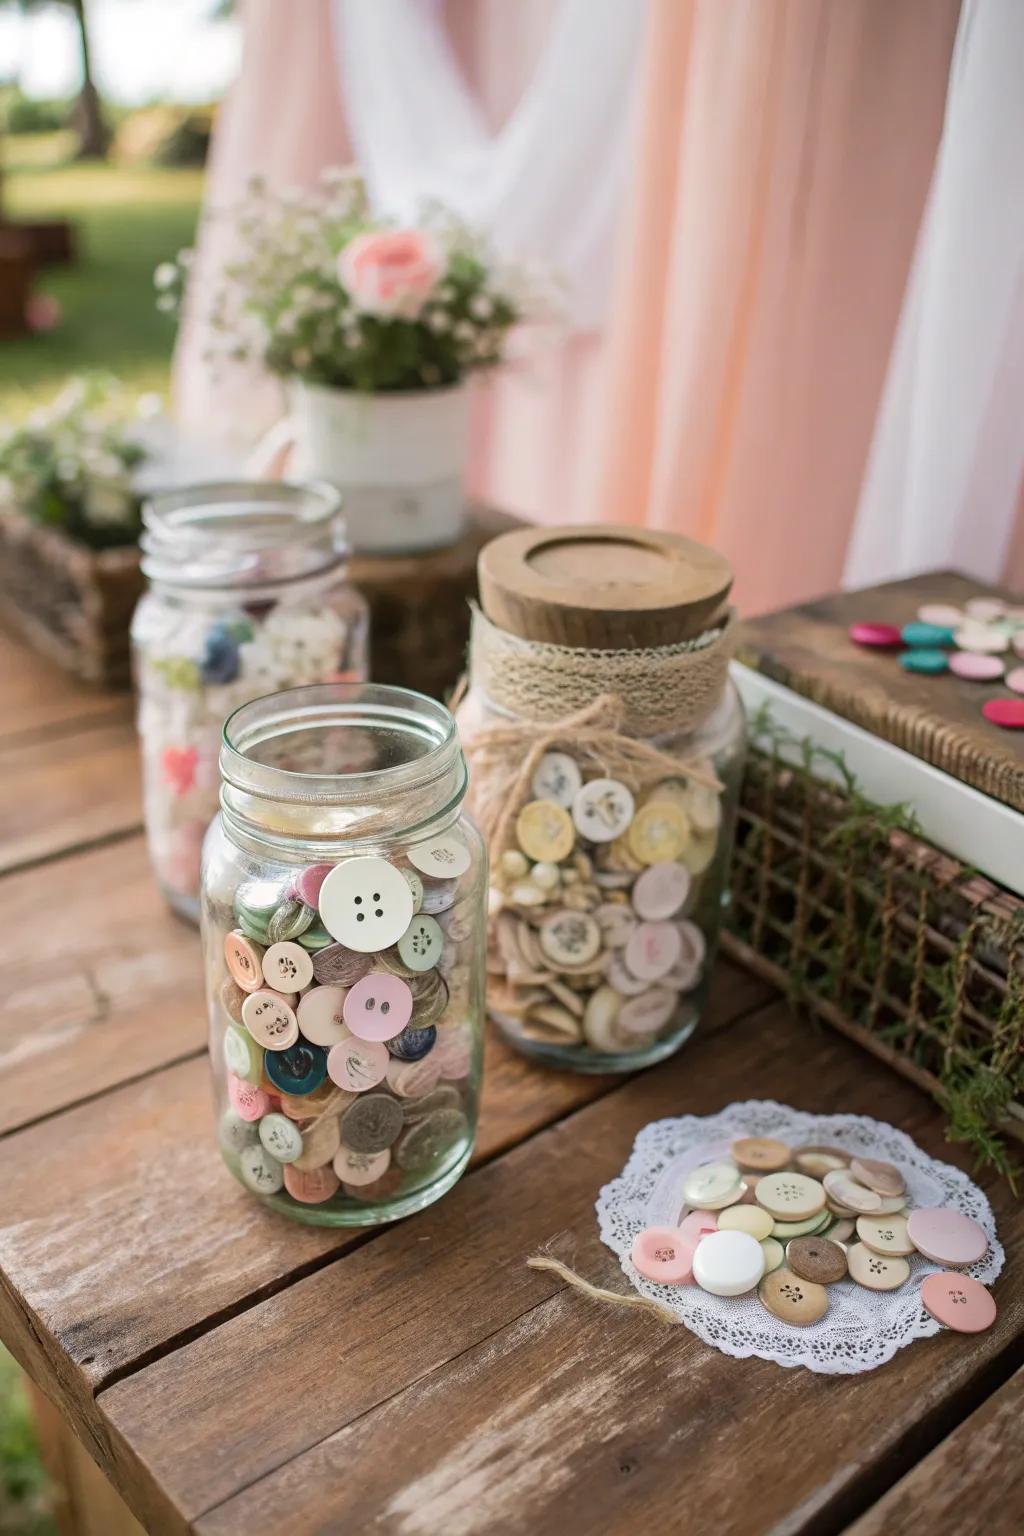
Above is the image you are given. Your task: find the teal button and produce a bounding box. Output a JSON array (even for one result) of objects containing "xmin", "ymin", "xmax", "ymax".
[
  {"xmin": 264, "ymin": 1040, "xmax": 328, "ymax": 1096},
  {"xmin": 901, "ymin": 621, "xmax": 954, "ymax": 648},
  {"xmin": 899, "ymin": 648, "xmax": 949, "ymax": 674}
]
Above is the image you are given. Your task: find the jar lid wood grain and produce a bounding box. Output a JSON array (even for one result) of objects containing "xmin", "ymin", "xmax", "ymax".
[{"xmin": 477, "ymin": 525, "xmax": 734, "ymax": 649}]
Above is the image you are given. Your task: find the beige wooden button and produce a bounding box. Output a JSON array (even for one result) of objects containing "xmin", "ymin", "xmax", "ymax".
[
  {"xmin": 572, "ymin": 778, "xmax": 635, "ymax": 843},
  {"xmin": 872, "ymin": 1193, "xmax": 910, "ymax": 1216},
  {"xmin": 758, "ymin": 1266, "xmax": 830, "ymax": 1326},
  {"xmin": 582, "ymin": 985, "xmax": 626, "ymax": 1051},
  {"xmin": 682, "ymin": 779, "xmax": 721, "ymax": 834},
  {"xmin": 793, "ymin": 1144, "xmax": 850, "ymax": 1178},
  {"xmin": 825, "ymin": 1217, "xmax": 855, "ymax": 1244},
  {"xmin": 855, "ymin": 1213, "xmax": 915, "ymax": 1256},
  {"xmin": 718, "ymin": 1204, "xmax": 773, "ymax": 1241},
  {"xmin": 760, "ymin": 1237, "xmax": 785, "ymax": 1273},
  {"xmin": 627, "ymin": 800, "xmax": 690, "ymax": 865},
  {"xmin": 539, "ymin": 909, "xmax": 602, "ymax": 968},
  {"xmin": 786, "ymin": 1235, "xmax": 848, "ymax": 1285},
  {"xmin": 822, "ymin": 1169, "xmax": 882, "ymax": 1213},
  {"xmin": 262, "ymin": 941, "xmax": 314, "ymax": 993},
  {"xmin": 754, "ymin": 1172, "xmax": 826, "ymax": 1221},
  {"xmin": 682, "ymin": 1161, "xmax": 744, "ymax": 1211},
  {"xmin": 731, "ymin": 1136, "xmax": 791, "ymax": 1173},
  {"xmin": 849, "ymin": 1155, "xmax": 906, "ymax": 1198},
  {"xmin": 847, "ymin": 1241, "xmax": 911, "ymax": 1291},
  {"xmin": 516, "ymin": 799, "xmax": 576, "ymax": 863}
]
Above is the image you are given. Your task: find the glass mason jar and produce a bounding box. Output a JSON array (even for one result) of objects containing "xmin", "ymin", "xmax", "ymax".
[
  {"xmin": 132, "ymin": 482, "xmax": 369, "ymax": 922},
  {"xmin": 456, "ymin": 525, "xmax": 746, "ymax": 1074},
  {"xmin": 203, "ymin": 682, "xmax": 486, "ymax": 1226}
]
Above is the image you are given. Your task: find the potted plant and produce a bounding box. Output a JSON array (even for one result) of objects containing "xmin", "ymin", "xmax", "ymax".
[
  {"xmin": 0, "ymin": 376, "xmax": 147, "ymax": 683},
  {"xmin": 164, "ymin": 171, "xmax": 536, "ymax": 553}
]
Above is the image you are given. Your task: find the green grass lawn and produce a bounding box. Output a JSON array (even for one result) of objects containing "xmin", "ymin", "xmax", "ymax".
[{"xmin": 1, "ymin": 133, "xmax": 203, "ymax": 417}]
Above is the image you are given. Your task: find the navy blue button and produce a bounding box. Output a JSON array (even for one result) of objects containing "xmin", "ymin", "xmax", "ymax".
[
  {"xmin": 387, "ymin": 1024, "xmax": 437, "ymax": 1062},
  {"xmin": 200, "ymin": 622, "xmax": 241, "ymax": 684},
  {"xmin": 264, "ymin": 1040, "xmax": 328, "ymax": 1096}
]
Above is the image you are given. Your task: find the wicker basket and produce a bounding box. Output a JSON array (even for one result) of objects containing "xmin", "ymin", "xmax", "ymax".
[
  {"xmin": 0, "ymin": 511, "xmax": 143, "ymax": 687},
  {"xmin": 723, "ymin": 732, "xmax": 1024, "ymax": 1176}
]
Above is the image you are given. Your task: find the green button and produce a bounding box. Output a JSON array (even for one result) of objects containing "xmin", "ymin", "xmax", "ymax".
[{"xmin": 223, "ymin": 1023, "xmax": 263, "ymax": 1084}]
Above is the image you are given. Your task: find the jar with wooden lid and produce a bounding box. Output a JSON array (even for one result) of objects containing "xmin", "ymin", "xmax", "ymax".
[{"xmin": 455, "ymin": 524, "xmax": 745, "ymax": 1072}]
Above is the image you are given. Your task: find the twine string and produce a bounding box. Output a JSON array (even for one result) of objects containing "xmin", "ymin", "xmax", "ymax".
[{"xmin": 526, "ymin": 1253, "xmax": 680, "ymax": 1325}]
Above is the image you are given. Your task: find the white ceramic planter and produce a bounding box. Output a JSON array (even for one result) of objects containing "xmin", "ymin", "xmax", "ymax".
[{"xmin": 289, "ymin": 382, "xmax": 469, "ymax": 554}]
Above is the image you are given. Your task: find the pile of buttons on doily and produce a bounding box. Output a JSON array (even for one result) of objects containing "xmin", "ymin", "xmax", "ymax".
[{"xmin": 597, "ymin": 1100, "xmax": 1005, "ymax": 1374}]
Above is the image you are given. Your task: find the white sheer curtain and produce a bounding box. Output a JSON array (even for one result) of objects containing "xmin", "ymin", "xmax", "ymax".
[{"xmin": 845, "ymin": 0, "xmax": 1024, "ymax": 589}]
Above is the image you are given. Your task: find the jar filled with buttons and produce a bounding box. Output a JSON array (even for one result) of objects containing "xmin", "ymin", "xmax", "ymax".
[
  {"xmin": 204, "ymin": 681, "xmax": 486, "ymax": 1225},
  {"xmin": 131, "ymin": 482, "xmax": 369, "ymax": 922},
  {"xmin": 455, "ymin": 524, "xmax": 746, "ymax": 1072}
]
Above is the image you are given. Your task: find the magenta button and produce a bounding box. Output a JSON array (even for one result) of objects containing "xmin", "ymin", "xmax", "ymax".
[
  {"xmin": 294, "ymin": 863, "xmax": 334, "ymax": 909},
  {"xmin": 849, "ymin": 623, "xmax": 902, "ymax": 648},
  {"xmin": 982, "ymin": 698, "xmax": 1024, "ymax": 729}
]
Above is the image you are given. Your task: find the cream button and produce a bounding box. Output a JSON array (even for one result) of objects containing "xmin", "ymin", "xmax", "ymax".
[
  {"xmin": 717, "ymin": 1204, "xmax": 774, "ymax": 1241},
  {"xmin": 241, "ymin": 989, "xmax": 299, "ymax": 1050},
  {"xmin": 731, "ymin": 1136, "xmax": 792, "ymax": 1173},
  {"xmin": 849, "ymin": 1155, "xmax": 905, "ymax": 1197},
  {"xmin": 333, "ymin": 1144, "xmax": 392, "ymax": 1187},
  {"xmin": 539, "ymin": 909, "xmax": 602, "ymax": 968},
  {"xmin": 692, "ymin": 1229, "xmax": 765, "ymax": 1296},
  {"xmin": 572, "ymin": 778, "xmax": 635, "ymax": 843},
  {"xmin": 822, "ymin": 1169, "xmax": 882, "ymax": 1213},
  {"xmin": 758, "ymin": 1266, "xmax": 830, "ymax": 1325},
  {"xmin": 855, "ymin": 1213, "xmax": 915, "ymax": 1257},
  {"xmin": 631, "ymin": 861, "xmax": 690, "ymax": 921},
  {"xmin": 531, "ymin": 751, "xmax": 582, "ymax": 808},
  {"xmin": 682, "ymin": 1162, "xmax": 744, "ymax": 1211},
  {"xmin": 760, "ymin": 1236, "xmax": 785, "ymax": 1274},
  {"xmin": 238, "ymin": 1142, "xmax": 284, "ymax": 1196},
  {"xmin": 582, "ymin": 985, "xmax": 626, "ymax": 1052},
  {"xmin": 516, "ymin": 800, "xmax": 576, "ymax": 863},
  {"xmin": 296, "ymin": 985, "xmax": 349, "ymax": 1048},
  {"xmin": 258, "ymin": 1112, "xmax": 304, "ymax": 1164},
  {"xmin": 847, "ymin": 1241, "xmax": 911, "ymax": 1291},
  {"xmin": 617, "ymin": 986, "xmax": 677, "ymax": 1038},
  {"xmin": 318, "ymin": 856, "xmax": 414, "ymax": 953},
  {"xmin": 400, "ymin": 865, "xmax": 425, "ymax": 913},
  {"xmin": 754, "ymin": 1172, "xmax": 826, "ymax": 1221},
  {"xmin": 262, "ymin": 941, "xmax": 314, "ymax": 993},
  {"xmin": 407, "ymin": 834, "xmax": 471, "ymax": 880},
  {"xmin": 396, "ymin": 913, "xmax": 444, "ymax": 972}
]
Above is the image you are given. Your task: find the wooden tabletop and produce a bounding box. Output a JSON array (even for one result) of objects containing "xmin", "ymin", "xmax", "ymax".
[{"xmin": 0, "ymin": 621, "xmax": 1022, "ymax": 1536}]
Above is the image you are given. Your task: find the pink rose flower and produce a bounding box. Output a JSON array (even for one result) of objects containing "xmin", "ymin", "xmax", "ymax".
[{"xmin": 338, "ymin": 229, "xmax": 444, "ymax": 320}]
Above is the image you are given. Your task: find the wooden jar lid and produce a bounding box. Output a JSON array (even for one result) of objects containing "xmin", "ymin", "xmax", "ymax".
[{"xmin": 478, "ymin": 525, "xmax": 733, "ymax": 649}]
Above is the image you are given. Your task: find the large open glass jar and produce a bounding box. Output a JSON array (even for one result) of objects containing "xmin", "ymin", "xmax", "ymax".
[
  {"xmin": 456, "ymin": 524, "xmax": 745, "ymax": 1074},
  {"xmin": 132, "ymin": 482, "xmax": 369, "ymax": 922},
  {"xmin": 203, "ymin": 682, "xmax": 485, "ymax": 1226}
]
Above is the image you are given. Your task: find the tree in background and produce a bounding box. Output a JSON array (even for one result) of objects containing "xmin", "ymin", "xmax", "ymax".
[{"xmin": 2, "ymin": 0, "xmax": 109, "ymax": 158}]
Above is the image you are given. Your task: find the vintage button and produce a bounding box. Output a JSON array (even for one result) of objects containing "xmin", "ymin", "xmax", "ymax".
[
  {"xmin": 630, "ymin": 1226, "xmax": 694, "ymax": 1285},
  {"xmin": 572, "ymin": 778, "xmax": 635, "ymax": 843},
  {"xmin": 965, "ymin": 596, "xmax": 1006, "ymax": 621},
  {"xmin": 1006, "ymin": 666, "xmax": 1024, "ymax": 694},
  {"xmin": 847, "ymin": 1242, "xmax": 910, "ymax": 1291},
  {"xmin": 283, "ymin": 1163, "xmax": 340, "ymax": 1204},
  {"xmin": 581, "ymin": 985, "xmax": 626, "ymax": 1052},
  {"xmin": 755, "ymin": 1172, "xmax": 826, "ymax": 1221},
  {"xmin": 786, "ymin": 1235, "xmax": 848, "ymax": 1284},
  {"xmin": 760, "ymin": 1236, "xmax": 785, "ymax": 1273},
  {"xmin": 266, "ymin": 898, "xmax": 315, "ymax": 944},
  {"xmin": 618, "ymin": 987, "xmax": 678, "ymax": 1037},
  {"xmin": 771, "ymin": 1210, "xmax": 831, "ymax": 1239},
  {"xmin": 258, "ymin": 1112, "xmax": 304, "ymax": 1164},
  {"xmin": 385, "ymin": 1054, "xmax": 443, "ymax": 1099},
  {"xmin": 822, "ymin": 1169, "xmax": 882, "ymax": 1213},
  {"xmin": 793, "ymin": 1145, "xmax": 850, "ymax": 1178},
  {"xmin": 758, "ymin": 1266, "xmax": 829, "ymax": 1325},
  {"xmin": 917, "ymin": 603, "xmax": 965, "ymax": 628},
  {"xmin": 731, "ymin": 1136, "xmax": 792, "ymax": 1174},
  {"xmin": 682, "ymin": 1162, "xmax": 744, "ymax": 1211},
  {"xmin": 906, "ymin": 1207, "xmax": 988, "ymax": 1266},
  {"xmin": 848, "ymin": 1155, "xmax": 905, "ymax": 1197},
  {"xmin": 318, "ymin": 856, "xmax": 415, "ymax": 953},
  {"xmin": 387, "ymin": 1023, "xmax": 437, "ymax": 1062},
  {"xmin": 949, "ymin": 651, "xmax": 1004, "ymax": 681},
  {"xmin": 848, "ymin": 622, "xmax": 902, "ymax": 647},
  {"xmin": 605, "ymin": 952, "xmax": 651, "ymax": 997},
  {"xmin": 855, "ymin": 1213, "xmax": 915, "ymax": 1256},
  {"xmin": 624, "ymin": 920, "xmax": 682, "ymax": 982},
  {"xmin": 677, "ymin": 1209, "xmax": 718, "ymax": 1246},
  {"xmin": 327, "ymin": 1033, "xmax": 389, "ymax": 1093},
  {"xmin": 419, "ymin": 876, "xmax": 459, "ymax": 915},
  {"xmin": 531, "ymin": 751, "xmax": 583, "ymax": 809},
  {"xmin": 294, "ymin": 862, "xmax": 334, "ymax": 910},
  {"xmin": 825, "ymin": 1217, "xmax": 856, "ymax": 1244},
  {"xmin": 901, "ymin": 621, "xmax": 955, "ymax": 648},
  {"xmin": 262, "ymin": 940, "xmax": 315, "ymax": 993},
  {"xmin": 298, "ymin": 921, "xmax": 334, "ymax": 951},
  {"xmin": 681, "ymin": 779, "xmax": 721, "ymax": 835},
  {"xmin": 515, "ymin": 800, "xmax": 576, "ymax": 863},
  {"xmin": 219, "ymin": 977, "xmax": 247, "ymax": 1026},
  {"xmin": 692, "ymin": 1230, "xmax": 765, "ymax": 1296},
  {"xmin": 595, "ymin": 902, "xmax": 639, "ymax": 948},
  {"xmin": 900, "ymin": 649, "xmax": 949, "ymax": 674},
  {"xmin": 238, "ymin": 1143, "xmax": 285, "ymax": 1196},
  {"xmin": 921, "ymin": 1272, "xmax": 996, "ymax": 1333},
  {"xmin": 311, "ymin": 942, "xmax": 373, "ymax": 987},
  {"xmin": 241, "ymin": 989, "xmax": 299, "ymax": 1050},
  {"xmin": 219, "ymin": 1107, "xmax": 259, "ymax": 1154},
  {"xmin": 627, "ymin": 801, "xmax": 690, "ymax": 865},
  {"xmin": 717, "ymin": 1204, "xmax": 774, "ymax": 1241},
  {"xmin": 956, "ymin": 621, "xmax": 1008, "ymax": 653},
  {"xmin": 631, "ymin": 861, "xmax": 690, "ymax": 921},
  {"xmin": 982, "ymin": 698, "xmax": 1024, "ymax": 728},
  {"xmin": 397, "ymin": 913, "xmax": 444, "ymax": 972},
  {"xmin": 228, "ymin": 1073, "xmax": 269, "ymax": 1122},
  {"xmin": 278, "ymin": 1079, "xmax": 346, "ymax": 1119},
  {"xmin": 292, "ymin": 1114, "xmax": 342, "ymax": 1171},
  {"xmin": 340, "ymin": 1093, "xmax": 405, "ymax": 1153},
  {"xmin": 296, "ymin": 985, "xmax": 349, "ymax": 1047},
  {"xmin": 333, "ymin": 1144, "xmax": 392, "ymax": 1186},
  {"xmin": 539, "ymin": 909, "xmax": 602, "ymax": 968},
  {"xmin": 343, "ymin": 972, "xmax": 413, "ymax": 1041},
  {"xmin": 224, "ymin": 930, "xmax": 264, "ymax": 992},
  {"xmin": 223, "ymin": 1023, "xmax": 263, "ymax": 1084},
  {"xmin": 400, "ymin": 865, "xmax": 425, "ymax": 913},
  {"xmin": 395, "ymin": 1106, "xmax": 469, "ymax": 1171},
  {"xmin": 263, "ymin": 1040, "xmax": 328, "ymax": 1096},
  {"xmin": 407, "ymin": 834, "xmax": 471, "ymax": 880}
]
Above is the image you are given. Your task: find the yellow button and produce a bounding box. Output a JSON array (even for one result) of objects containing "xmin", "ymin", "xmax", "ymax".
[
  {"xmin": 627, "ymin": 801, "xmax": 690, "ymax": 865},
  {"xmin": 516, "ymin": 800, "xmax": 576, "ymax": 863},
  {"xmin": 718, "ymin": 1204, "xmax": 774, "ymax": 1241}
]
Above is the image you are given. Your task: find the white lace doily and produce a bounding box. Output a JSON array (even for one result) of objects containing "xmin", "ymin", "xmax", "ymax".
[{"xmin": 596, "ymin": 1100, "xmax": 1005, "ymax": 1374}]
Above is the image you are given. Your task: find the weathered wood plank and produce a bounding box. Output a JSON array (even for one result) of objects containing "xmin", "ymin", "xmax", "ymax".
[
  {"xmin": 0, "ymin": 627, "xmax": 128, "ymax": 740},
  {"xmin": 97, "ymin": 1005, "xmax": 1024, "ymax": 1536},
  {"xmin": 845, "ymin": 1367, "xmax": 1024, "ymax": 1536}
]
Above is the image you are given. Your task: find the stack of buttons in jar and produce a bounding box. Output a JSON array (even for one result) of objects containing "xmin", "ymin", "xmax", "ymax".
[
  {"xmin": 631, "ymin": 1135, "xmax": 997, "ymax": 1333},
  {"xmin": 218, "ymin": 836, "xmax": 476, "ymax": 1207},
  {"xmin": 487, "ymin": 751, "xmax": 722, "ymax": 1052}
]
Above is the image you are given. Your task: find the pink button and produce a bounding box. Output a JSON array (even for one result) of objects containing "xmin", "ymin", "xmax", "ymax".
[
  {"xmin": 632, "ymin": 861, "xmax": 691, "ymax": 921},
  {"xmin": 343, "ymin": 972, "xmax": 413, "ymax": 1040},
  {"xmin": 1005, "ymin": 667, "xmax": 1024, "ymax": 695},
  {"xmin": 283, "ymin": 1163, "xmax": 340, "ymax": 1204},
  {"xmin": 849, "ymin": 623, "xmax": 902, "ymax": 648},
  {"xmin": 920, "ymin": 1271, "xmax": 997, "ymax": 1333},
  {"xmin": 949, "ymin": 651, "xmax": 1004, "ymax": 681},
  {"xmin": 982, "ymin": 698, "xmax": 1024, "ymax": 729},
  {"xmin": 625, "ymin": 921, "xmax": 682, "ymax": 982},
  {"xmin": 327, "ymin": 1035, "xmax": 389, "ymax": 1093},
  {"xmin": 224, "ymin": 930, "xmax": 264, "ymax": 992},
  {"xmin": 294, "ymin": 863, "xmax": 333, "ymax": 909},
  {"xmin": 630, "ymin": 1226, "xmax": 694, "ymax": 1284},
  {"xmin": 678, "ymin": 1209, "xmax": 719, "ymax": 1246},
  {"xmin": 296, "ymin": 985, "xmax": 350, "ymax": 1048},
  {"xmin": 228, "ymin": 1073, "xmax": 269, "ymax": 1122},
  {"xmin": 906, "ymin": 1207, "xmax": 988, "ymax": 1267}
]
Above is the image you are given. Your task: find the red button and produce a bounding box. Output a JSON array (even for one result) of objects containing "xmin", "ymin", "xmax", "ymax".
[
  {"xmin": 849, "ymin": 623, "xmax": 902, "ymax": 648},
  {"xmin": 983, "ymin": 698, "xmax": 1024, "ymax": 728}
]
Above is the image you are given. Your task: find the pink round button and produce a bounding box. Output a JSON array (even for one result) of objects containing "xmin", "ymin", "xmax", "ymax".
[
  {"xmin": 921, "ymin": 1271, "xmax": 996, "ymax": 1333},
  {"xmin": 630, "ymin": 1226, "xmax": 694, "ymax": 1284},
  {"xmin": 949, "ymin": 651, "xmax": 1004, "ymax": 681},
  {"xmin": 625, "ymin": 921, "xmax": 682, "ymax": 982},
  {"xmin": 294, "ymin": 863, "xmax": 334, "ymax": 909},
  {"xmin": 327, "ymin": 1034, "xmax": 389, "ymax": 1093},
  {"xmin": 283, "ymin": 1163, "xmax": 341, "ymax": 1204},
  {"xmin": 342, "ymin": 972, "xmax": 413, "ymax": 1040},
  {"xmin": 632, "ymin": 861, "xmax": 691, "ymax": 921},
  {"xmin": 1005, "ymin": 667, "xmax": 1024, "ymax": 695},
  {"xmin": 982, "ymin": 698, "xmax": 1024, "ymax": 729},
  {"xmin": 849, "ymin": 622, "xmax": 902, "ymax": 648},
  {"xmin": 906, "ymin": 1207, "xmax": 988, "ymax": 1267},
  {"xmin": 224, "ymin": 931, "xmax": 264, "ymax": 993},
  {"xmin": 227, "ymin": 1073, "xmax": 269, "ymax": 1122},
  {"xmin": 678, "ymin": 1209, "xmax": 718, "ymax": 1247}
]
